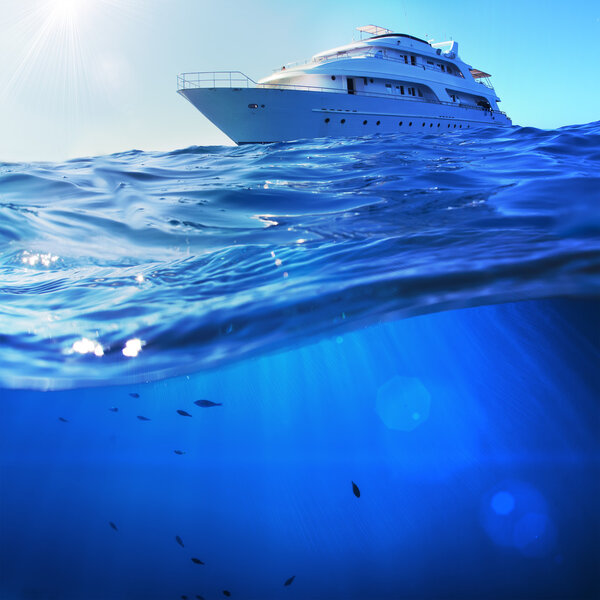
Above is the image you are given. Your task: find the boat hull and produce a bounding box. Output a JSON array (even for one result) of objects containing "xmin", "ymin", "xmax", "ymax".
[{"xmin": 178, "ymin": 87, "xmax": 511, "ymax": 144}]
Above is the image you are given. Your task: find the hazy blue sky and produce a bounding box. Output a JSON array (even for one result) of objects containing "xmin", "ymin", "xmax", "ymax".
[{"xmin": 1, "ymin": 0, "xmax": 598, "ymax": 161}]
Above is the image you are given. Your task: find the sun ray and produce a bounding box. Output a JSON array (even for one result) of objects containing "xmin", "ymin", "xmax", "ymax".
[{"xmin": 1, "ymin": 0, "xmax": 143, "ymax": 154}]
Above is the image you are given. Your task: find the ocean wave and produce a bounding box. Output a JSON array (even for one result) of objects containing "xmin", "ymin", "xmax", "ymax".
[{"xmin": 1, "ymin": 122, "xmax": 599, "ymax": 389}]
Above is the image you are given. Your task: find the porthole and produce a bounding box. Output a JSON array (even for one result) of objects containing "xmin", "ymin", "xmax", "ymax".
[
  {"xmin": 369, "ymin": 78, "xmax": 374, "ymax": 83},
  {"xmin": 399, "ymin": 121, "xmax": 403, "ymax": 126},
  {"xmin": 430, "ymin": 123, "xmax": 433, "ymax": 127},
  {"xmin": 376, "ymin": 120, "xmax": 381, "ymax": 126},
  {"xmin": 248, "ymin": 104, "xmax": 258, "ymax": 109},
  {"xmin": 460, "ymin": 125, "xmax": 462, "ymax": 128},
  {"xmin": 448, "ymin": 124, "xmax": 451, "ymax": 128},
  {"xmin": 363, "ymin": 120, "xmax": 368, "ymax": 125},
  {"xmin": 341, "ymin": 119, "xmax": 346, "ymax": 124},
  {"xmin": 325, "ymin": 118, "xmax": 330, "ymax": 123},
  {"xmin": 454, "ymin": 124, "xmax": 456, "ymax": 128},
  {"xmin": 422, "ymin": 122, "xmax": 426, "ymax": 127},
  {"xmin": 437, "ymin": 123, "xmax": 441, "ymax": 127},
  {"xmin": 331, "ymin": 75, "xmax": 336, "ymax": 80},
  {"xmin": 409, "ymin": 122, "xmax": 412, "ymax": 126}
]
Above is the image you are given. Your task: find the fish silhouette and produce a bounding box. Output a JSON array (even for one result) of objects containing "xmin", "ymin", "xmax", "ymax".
[
  {"xmin": 175, "ymin": 535, "xmax": 185, "ymax": 547},
  {"xmin": 137, "ymin": 415, "xmax": 151, "ymax": 421},
  {"xmin": 352, "ymin": 481, "xmax": 360, "ymax": 498},
  {"xmin": 108, "ymin": 407, "xmax": 118, "ymax": 412},
  {"xmin": 177, "ymin": 410, "xmax": 192, "ymax": 417},
  {"xmin": 174, "ymin": 450, "xmax": 186, "ymax": 455},
  {"xmin": 109, "ymin": 521, "xmax": 118, "ymax": 531},
  {"xmin": 194, "ymin": 400, "xmax": 222, "ymax": 408},
  {"xmin": 58, "ymin": 417, "xmax": 68, "ymax": 423},
  {"xmin": 284, "ymin": 575, "xmax": 295, "ymax": 586},
  {"xmin": 191, "ymin": 557, "xmax": 204, "ymax": 565},
  {"xmin": 222, "ymin": 592, "xmax": 231, "ymax": 598},
  {"xmin": 129, "ymin": 393, "xmax": 140, "ymax": 398}
]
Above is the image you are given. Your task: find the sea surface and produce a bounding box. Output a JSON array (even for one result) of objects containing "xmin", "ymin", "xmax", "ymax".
[{"xmin": 1, "ymin": 123, "xmax": 599, "ymax": 599}]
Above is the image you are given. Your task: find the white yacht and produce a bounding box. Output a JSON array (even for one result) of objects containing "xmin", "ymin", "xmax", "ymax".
[{"xmin": 178, "ymin": 25, "xmax": 511, "ymax": 144}]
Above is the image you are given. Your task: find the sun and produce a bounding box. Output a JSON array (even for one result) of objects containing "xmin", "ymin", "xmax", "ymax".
[{"xmin": 51, "ymin": 0, "xmax": 88, "ymax": 22}]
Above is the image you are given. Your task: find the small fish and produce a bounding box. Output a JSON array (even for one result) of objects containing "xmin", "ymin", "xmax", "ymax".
[
  {"xmin": 175, "ymin": 535, "xmax": 184, "ymax": 547},
  {"xmin": 352, "ymin": 481, "xmax": 360, "ymax": 498},
  {"xmin": 58, "ymin": 417, "xmax": 68, "ymax": 423},
  {"xmin": 194, "ymin": 400, "xmax": 222, "ymax": 408},
  {"xmin": 137, "ymin": 415, "xmax": 151, "ymax": 421},
  {"xmin": 109, "ymin": 407, "xmax": 118, "ymax": 412},
  {"xmin": 129, "ymin": 393, "xmax": 140, "ymax": 398},
  {"xmin": 222, "ymin": 592, "xmax": 231, "ymax": 598},
  {"xmin": 191, "ymin": 557, "xmax": 204, "ymax": 565},
  {"xmin": 174, "ymin": 450, "xmax": 186, "ymax": 455},
  {"xmin": 284, "ymin": 575, "xmax": 295, "ymax": 586},
  {"xmin": 109, "ymin": 521, "xmax": 118, "ymax": 531},
  {"xmin": 177, "ymin": 409, "xmax": 192, "ymax": 417}
]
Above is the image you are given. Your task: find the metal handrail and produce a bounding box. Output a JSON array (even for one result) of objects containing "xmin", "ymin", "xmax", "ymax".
[
  {"xmin": 177, "ymin": 71, "xmax": 256, "ymax": 90},
  {"xmin": 273, "ymin": 49, "xmax": 466, "ymax": 79},
  {"xmin": 177, "ymin": 72, "xmax": 506, "ymax": 117}
]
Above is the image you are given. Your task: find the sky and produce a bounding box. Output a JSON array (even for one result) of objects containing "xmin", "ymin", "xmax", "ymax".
[{"xmin": 0, "ymin": 0, "xmax": 598, "ymax": 162}]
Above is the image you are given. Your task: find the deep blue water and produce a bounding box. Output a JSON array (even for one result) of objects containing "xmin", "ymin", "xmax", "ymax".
[{"xmin": 1, "ymin": 123, "xmax": 599, "ymax": 599}]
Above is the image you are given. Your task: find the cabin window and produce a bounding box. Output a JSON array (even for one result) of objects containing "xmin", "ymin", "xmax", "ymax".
[
  {"xmin": 437, "ymin": 123, "xmax": 441, "ymax": 127},
  {"xmin": 430, "ymin": 123, "xmax": 433, "ymax": 127},
  {"xmin": 399, "ymin": 121, "xmax": 403, "ymax": 126},
  {"xmin": 404, "ymin": 55, "xmax": 408, "ymax": 64},
  {"xmin": 341, "ymin": 119, "xmax": 346, "ymax": 124},
  {"xmin": 324, "ymin": 118, "xmax": 330, "ymax": 123},
  {"xmin": 369, "ymin": 78, "xmax": 374, "ymax": 83},
  {"xmin": 440, "ymin": 64, "xmax": 445, "ymax": 72},
  {"xmin": 331, "ymin": 75, "xmax": 336, "ymax": 80},
  {"xmin": 410, "ymin": 55, "xmax": 417, "ymax": 66},
  {"xmin": 409, "ymin": 122, "xmax": 412, "ymax": 126},
  {"xmin": 363, "ymin": 120, "xmax": 368, "ymax": 125},
  {"xmin": 376, "ymin": 120, "xmax": 381, "ymax": 125},
  {"xmin": 400, "ymin": 86, "xmax": 405, "ymax": 94},
  {"xmin": 422, "ymin": 122, "xmax": 426, "ymax": 127},
  {"xmin": 427, "ymin": 61, "xmax": 434, "ymax": 65},
  {"xmin": 385, "ymin": 83, "xmax": 392, "ymax": 88},
  {"xmin": 418, "ymin": 89, "xmax": 423, "ymax": 97},
  {"xmin": 363, "ymin": 77, "xmax": 368, "ymax": 85}
]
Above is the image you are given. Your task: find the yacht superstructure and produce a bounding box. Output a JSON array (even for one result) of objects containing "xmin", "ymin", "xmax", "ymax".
[{"xmin": 178, "ymin": 25, "xmax": 511, "ymax": 144}]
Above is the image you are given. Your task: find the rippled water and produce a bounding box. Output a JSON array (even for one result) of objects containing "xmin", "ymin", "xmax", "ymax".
[
  {"xmin": 2, "ymin": 122, "xmax": 599, "ymax": 389},
  {"xmin": 1, "ymin": 123, "xmax": 599, "ymax": 599}
]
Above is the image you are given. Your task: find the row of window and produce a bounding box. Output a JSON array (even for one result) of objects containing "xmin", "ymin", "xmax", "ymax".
[
  {"xmin": 386, "ymin": 48, "xmax": 457, "ymax": 75},
  {"xmin": 323, "ymin": 117, "xmax": 468, "ymax": 129},
  {"xmin": 384, "ymin": 83, "xmax": 423, "ymax": 97}
]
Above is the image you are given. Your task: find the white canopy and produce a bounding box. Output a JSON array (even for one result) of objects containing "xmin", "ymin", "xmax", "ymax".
[{"xmin": 356, "ymin": 25, "xmax": 393, "ymax": 36}]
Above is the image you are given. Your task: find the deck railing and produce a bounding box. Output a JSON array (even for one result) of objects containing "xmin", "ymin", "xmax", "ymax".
[
  {"xmin": 273, "ymin": 50, "xmax": 467, "ymax": 79},
  {"xmin": 177, "ymin": 71, "xmax": 256, "ymax": 90},
  {"xmin": 177, "ymin": 72, "xmax": 506, "ymax": 117}
]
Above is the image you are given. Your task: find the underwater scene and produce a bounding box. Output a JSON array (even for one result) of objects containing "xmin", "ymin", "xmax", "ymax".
[{"xmin": 1, "ymin": 122, "xmax": 599, "ymax": 599}]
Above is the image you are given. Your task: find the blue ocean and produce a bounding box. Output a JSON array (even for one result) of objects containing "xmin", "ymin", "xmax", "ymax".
[{"xmin": 1, "ymin": 122, "xmax": 599, "ymax": 599}]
